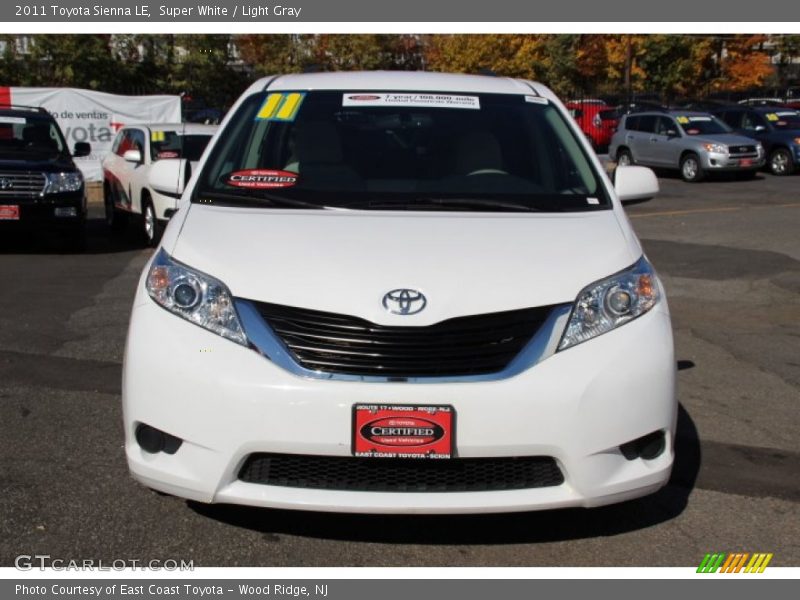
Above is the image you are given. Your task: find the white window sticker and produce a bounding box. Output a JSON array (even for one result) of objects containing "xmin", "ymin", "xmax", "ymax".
[
  {"xmin": 689, "ymin": 116, "xmax": 712, "ymax": 122},
  {"xmin": 342, "ymin": 93, "xmax": 480, "ymax": 110},
  {"xmin": 586, "ymin": 197, "xmax": 600, "ymax": 205},
  {"xmin": 525, "ymin": 95, "xmax": 549, "ymax": 105},
  {"xmin": 0, "ymin": 117, "xmax": 27, "ymax": 125}
]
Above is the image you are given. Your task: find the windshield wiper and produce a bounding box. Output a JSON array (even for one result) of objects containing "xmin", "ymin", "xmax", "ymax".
[
  {"xmin": 358, "ymin": 197, "xmax": 544, "ymax": 212},
  {"xmin": 195, "ymin": 189, "xmax": 332, "ymax": 210}
]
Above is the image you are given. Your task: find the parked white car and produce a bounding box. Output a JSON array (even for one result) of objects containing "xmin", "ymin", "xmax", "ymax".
[
  {"xmin": 102, "ymin": 123, "xmax": 217, "ymax": 245},
  {"xmin": 123, "ymin": 71, "xmax": 675, "ymax": 514}
]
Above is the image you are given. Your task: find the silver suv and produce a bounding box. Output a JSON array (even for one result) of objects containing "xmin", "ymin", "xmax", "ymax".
[{"xmin": 609, "ymin": 110, "xmax": 764, "ymax": 182}]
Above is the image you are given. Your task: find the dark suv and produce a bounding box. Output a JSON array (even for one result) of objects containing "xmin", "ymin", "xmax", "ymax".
[
  {"xmin": 0, "ymin": 105, "xmax": 91, "ymax": 247},
  {"xmin": 712, "ymin": 106, "xmax": 800, "ymax": 176}
]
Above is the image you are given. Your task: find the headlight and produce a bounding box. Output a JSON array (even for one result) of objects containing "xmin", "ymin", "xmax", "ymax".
[
  {"xmin": 44, "ymin": 171, "xmax": 83, "ymax": 194},
  {"xmin": 558, "ymin": 256, "xmax": 661, "ymax": 351},
  {"xmin": 146, "ymin": 249, "xmax": 248, "ymax": 346},
  {"xmin": 756, "ymin": 143, "xmax": 764, "ymax": 154},
  {"xmin": 702, "ymin": 143, "xmax": 727, "ymax": 154},
  {"xmin": 793, "ymin": 137, "xmax": 800, "ymax": 146}
]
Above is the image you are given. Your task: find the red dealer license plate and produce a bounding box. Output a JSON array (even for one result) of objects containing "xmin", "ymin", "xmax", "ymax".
[
  {"xmin": 353, "ymin": 404, "xmax": 454, "ymax": 459},
  {"xmin": 740, "ymin": 158, "xmax": 753, "ymax": 167},
  {"xmin": 0, "ymin": 205, "xmax": 20, "ymax": 220}
]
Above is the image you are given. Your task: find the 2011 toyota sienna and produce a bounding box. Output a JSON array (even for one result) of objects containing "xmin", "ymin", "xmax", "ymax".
[{"xmin": 123, "ymin": 71, "xmax": 676, "ymax": 514}]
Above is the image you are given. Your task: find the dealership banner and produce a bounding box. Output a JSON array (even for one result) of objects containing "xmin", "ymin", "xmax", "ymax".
[
  {"xmin": 0, "ymin": 87, "xmax": 181, "ymax": 181},
  {"xmin": 2, "ymin": 578, "xmax": 798, "ymax": 599},
  {"xmin": 3, "ymin": 0, "xmax": 800, "ymax": 21}
]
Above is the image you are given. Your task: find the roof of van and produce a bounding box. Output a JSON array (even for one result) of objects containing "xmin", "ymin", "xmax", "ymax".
[{"xmin": 250, "ymin": 71, "xmax": 543, "ymax": 96}]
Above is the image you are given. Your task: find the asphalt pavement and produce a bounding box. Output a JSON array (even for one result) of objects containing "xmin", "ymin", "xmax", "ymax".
[{"xmin": 1, "ymin": 170, "xmax": 798, "ymax": 567}]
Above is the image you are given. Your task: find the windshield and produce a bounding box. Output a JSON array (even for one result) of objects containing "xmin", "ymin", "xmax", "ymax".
[
  {"xmin": 676, "ymin": 115, "xmax": 731, "ymax": 136},
  {"xmin": 0, "ymin": 114, "xmax": 68, "ymax": 160},
  {"xmin": 150, "ymin": 131, "xmax": 213, "ymax": 161},
  {"xmin": 765, "ymin": 110, "xmax": 800, "ymax": 130},
  {"xmin": 194, "ymin": 90, "xmax": 609, "ymax": 212}
]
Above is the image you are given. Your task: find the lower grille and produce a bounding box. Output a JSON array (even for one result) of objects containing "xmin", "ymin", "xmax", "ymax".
[
  {"xmin": 238, "ymin": 453, "xmax": 564, "ymax": 493},
  {"xmin": 251, "ymin": 301, "xmax": 554, "ymax": 378},
  {"xmin": 0, "ymin": 171, "xmax": 46, "ymax": 198}
]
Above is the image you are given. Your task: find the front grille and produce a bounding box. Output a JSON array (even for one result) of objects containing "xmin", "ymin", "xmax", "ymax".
[
  {"xmin": 239, "ymin": 453, "xmax": 564, "ymax": 492},
  {"xmin": 729, "ymin": 145, "xmax": 757, "ymax": 157},
  {"xmin": 0, "ymin": 171, "xmax": 46, "ymax": 197},
  {"xmin": 251, "ymin": 301, "xmax": 554, "ymax": 378}
]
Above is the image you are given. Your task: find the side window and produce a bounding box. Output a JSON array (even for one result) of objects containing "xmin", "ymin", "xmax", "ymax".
[
  {"xmin": 625, "ymin": 115, "xmax": 640, "ymax": 131},
  {"xmin": 655, "ymin": 117, "xmax": 676, "ymax": 136},
  {"xmin": 111, "ymin": 131, "xmax": 122, "ymax": 154},
  {"xmin": 637, "ymin": 115, "xmax": 657, "ymax": 133},
  {"xmin": 128, "ymin": 129, "xmax": 146, "ymax": 155},
  {"xmin": 742, "ymin": 113, "xmax": 765, "ymax": 130},
  {"xmin": 115, "ymin": 130, "xmax": 131, "ymax": 156}
]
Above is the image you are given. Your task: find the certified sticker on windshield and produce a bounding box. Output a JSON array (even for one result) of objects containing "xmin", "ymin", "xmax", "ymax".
[
  {"xmin": 342, "ymin": 93, "xmax": 480, "ymax": 110},
  {"xmin": 225, "ymin": 169, "xmax": 298, "ymax": 189}
]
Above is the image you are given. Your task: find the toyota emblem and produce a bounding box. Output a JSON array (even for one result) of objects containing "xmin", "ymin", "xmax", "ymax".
[
  {"xmin": 0, "ymin": 177, "xmax": 12, "ymax": 190},
  {"xmin": 382, "ymin": 289, "xmax": 427, "ymax": 315}
]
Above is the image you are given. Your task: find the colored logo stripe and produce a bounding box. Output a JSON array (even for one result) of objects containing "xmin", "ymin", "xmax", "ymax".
[
  {"xmin": 697, "ymin": 552, "xmax": 773, "ymax": 573},
  {"xmin": 745, "ymin": 553, "xmax": 773, "ymax": 573},
  {"xmin": 256, "ymin": 93, "xmax": 305, "ymax": 122},
  {"xmin": 151, "ymin": 131, "xmax": 166, "ymax": 142},
  {"xmin": 697, "ymin": 553, "xmax": 725, "ymax": 573}
]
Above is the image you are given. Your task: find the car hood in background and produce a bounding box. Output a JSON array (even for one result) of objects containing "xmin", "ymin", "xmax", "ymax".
[
  {"xmin": 690, "ymin": 133, "xmax": 760, "ymax": 147},
  {"xmin": 170, "ymin": 206, "xmax": 639, "ymax": 325}
]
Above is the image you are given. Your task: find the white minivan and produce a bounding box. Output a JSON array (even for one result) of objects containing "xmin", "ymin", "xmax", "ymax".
[{"xmin": 123, "ymin": 71, "xmax": 676, "ymax": 514}]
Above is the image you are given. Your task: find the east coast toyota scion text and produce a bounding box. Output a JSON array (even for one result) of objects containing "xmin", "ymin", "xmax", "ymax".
[{"xmin": 123, "ymin": 72, "xmax": 676, "ymax": 514}]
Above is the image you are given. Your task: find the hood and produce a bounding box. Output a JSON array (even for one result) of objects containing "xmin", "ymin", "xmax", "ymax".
[
  {"xmin": 0, "ymin": 155, "xmax": 77, "ymax": 172},
  {"xmin": 171, "ymin": 206, "xmax": 638, "ymax": 326},
  {"xmin": 691, "ymin": 133, "xmax": 759, "ymax": 146}
]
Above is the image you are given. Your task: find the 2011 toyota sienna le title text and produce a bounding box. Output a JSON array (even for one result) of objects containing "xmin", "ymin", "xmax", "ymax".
[{"xmin": 123, "ymin": 71, "xmax": 676, "ymax": 514}]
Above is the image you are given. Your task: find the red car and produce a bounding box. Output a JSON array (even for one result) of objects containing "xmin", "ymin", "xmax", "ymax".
[{"xmin": 566, "ymin": 101, "xmax": 620, "ymax": 151}]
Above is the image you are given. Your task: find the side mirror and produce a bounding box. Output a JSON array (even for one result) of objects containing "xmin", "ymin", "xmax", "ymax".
[
  {"xmin": 123, "ymin": 149, "xmax": 142, "ymax": 164},
  {"xmin": 666, "ymin": 129, "xmax": 679, "ymax": 138},
  {"xmin": 615, "ymin": 165, "xmax": 659, "ymax": 204},
  {"xmin": 148, "ymin": 158, "xmax": 190, "ymax": 200},
  {"xmin": 73, "ymin": 142, "xmax": 91, "ymax": 157}
]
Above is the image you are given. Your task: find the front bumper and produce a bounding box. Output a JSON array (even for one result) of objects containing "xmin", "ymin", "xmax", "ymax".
[
  {"xmin": 150, "ymin": 188, "xmax": 180, "ymax": 221},
  {"xmin": 123, "ymin": 295, "xmax": 677, "ymax": 514},
  {"xmin": 0, "ymin": 192, "xmax": 85, "ymax": 228},
  {"xmin": 701, "ymin": 152, "xmax": 765, "ymax": 171}
]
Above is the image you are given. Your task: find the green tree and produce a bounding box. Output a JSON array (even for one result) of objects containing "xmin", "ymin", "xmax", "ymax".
[
  {"xmin": 173, "ymin": 35, "xmax": 249, "ymax": 108},
  {"xmin": 21, "ymin": 35, "xmax": 118, "ymax": 89},
  {"xmin": 637, "ymin": 35, "xmax": 707, "ymax": 100}
]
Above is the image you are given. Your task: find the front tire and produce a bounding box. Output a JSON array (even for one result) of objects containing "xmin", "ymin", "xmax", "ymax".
[
  {"xmin": 104, "ymin": 184, "xmax": 128, "ymax": 232},
  {"xmin": 680, "ymin": 153, "xmax": 705, "ymax": 182},
  {"xmin": 768, "ymin": 148, "xmax": 794, "ymax": 176},
  {"xmin": 617, "ymin": 149, "xmax": 634, "ymax": 167},
  {"xmin": 141, "ymin": 199, "xmax": 163, "ymax": 247}
]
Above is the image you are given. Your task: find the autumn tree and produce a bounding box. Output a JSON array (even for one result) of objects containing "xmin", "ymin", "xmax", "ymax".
[
  {"xmin": 425, "ymin": 35, "xmax": 548, "ymax": 80},
  {"xmin": 236, "ymin": 34, "xmax": 316, "ymax": 75},
  {"xmin": 715, "ymin": 35, "xmax": 775, "ymax": 92}
]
